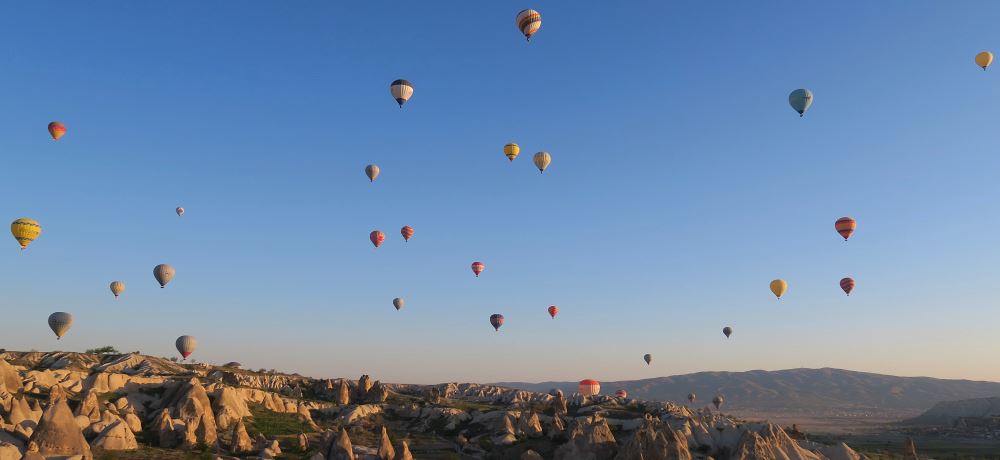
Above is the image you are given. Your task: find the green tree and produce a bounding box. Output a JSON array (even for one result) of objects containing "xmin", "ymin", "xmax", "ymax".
[{"xmin": 85, "ymin": 346, "xmax": 119, "ymax": 355}]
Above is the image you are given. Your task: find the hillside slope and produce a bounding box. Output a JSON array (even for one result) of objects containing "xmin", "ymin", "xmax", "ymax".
[{"xmin": 497, "ymin": 368, "xmax": 1000, "ymax": 415}]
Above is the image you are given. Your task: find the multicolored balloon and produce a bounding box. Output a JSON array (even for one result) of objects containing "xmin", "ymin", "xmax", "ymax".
[
  {"xmin": 365, "ymin": 164, "xmax": 380, "ymax": 182},
  {"xmin": 175, "ymin": 335, "xmax": 197, "ymax": 360},
  {"xmin": 400, "ymin": 226, "xmax": 414, "ymax": 242},
  {"xmin": 390, "ymin": 79, "xmax": 413, "ymax": 107},
  {"xmin": 533, "ymin": 151, "xmax": 551, "ymax": 173},
  {"xmin": 471, "ymin": 261, "xmax": 485, "ymax": 277},
  {"xmin": 547, "ymin": 305, "xmax": 558, "ymax": 318},
  {"xmin": 770, "ymin": 279, "xmax": 788, "ymax": 299},
  {"xmin": 48, "ymin": 121, "xmax": 66, "ymax": 140},
  {"xmin": 840, "ymin": 277, "xmax": 855, "ymax": 296},
  {"xmin": 515, "ymin": 9, "xmax": 542, "ymax": 41},
  {"xmin": 48, "ymin": 312, "xmax": 73, "ymax": 340},
  {"xmin": 153, "ymin": 264, "xmax": 175, "ymax": 288},
  {"xmin": 615, "ymin": 389, "xmax": 627, "ymax": 399},
  {"xmin": 11, "ymin": 218, "xmax": 41, "ymax": 250},
  {"xmin": 393, "ymin": 297, "xmax": 404, "ymax": 310},
  {"xmin": 788, "ymin": 89, "xmax": 813, "ymax": 117},
  {"xmin": 110, "ymin": 281, "xmax": 126, "ymax": 299},
  {"xmin": 643, "ymin": 353, "xmax": 652, "ymax": 365},
  {"xmin": 578, "ymin": 379, "xmax": 601, "ymax": 397},
  {"xmin": 723, "ymin": 326, "xmax": 732, "ymax": 338},
  {"xmin": 370, "ymin": 230, "xmax": 385, "ymax": 248},
  {"xmin": 490, "ymin": 313, "xmax": 504, "ymax": 331},
  {"xmin": 835, "ymin": 217, "xmax": 856, "ymax": 241},
  {"xmin": 176, "ymin": 207, "xmax": 185, "ymax": 216},
  {"xmin": 976, "ymin": 51, "xmax": 994, "ymax": 70}
]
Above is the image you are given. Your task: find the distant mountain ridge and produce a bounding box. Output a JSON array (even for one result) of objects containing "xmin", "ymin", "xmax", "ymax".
[
  {"xmin": 906, "ymin": 397, "xmax": 1000, "ymax": 425},
  {"xmin": 496, "ymin": 368, "xmax": 1000, "ymax": 414}
]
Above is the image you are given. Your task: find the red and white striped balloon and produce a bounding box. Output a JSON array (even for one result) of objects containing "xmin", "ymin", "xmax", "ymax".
[{"xmin": 578, "ymin": 379, "xmax": 601, "ymax": 397}]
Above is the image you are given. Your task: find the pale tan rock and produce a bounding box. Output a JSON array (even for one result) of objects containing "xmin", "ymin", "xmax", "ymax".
[
  {"xmin": 228, "ymin": 418, "xmax": 254, "ymax": 454},
  {"xmin": 815, "ymin": 442, "xmax": 862, "ymax": 460},
  {"xmin": 614, "ymin": 418, "xmax": 690, "ymax": 460},
  {"xmin": 91, "ymin": 419, "xmax": 138, "ymax": 450},
  {"xmin": 554, "ymin": 416, "xmax": 617, "ymax": 460},
  {"xmin": 297, "ymin": 432, "xmax": 308, "ymax": 451},
  {"xmin": 552, "ymin": 390, "xmax": 568, "ymax": 415},
  {"xmin": 328, "ymin": 427, "xmax": 355, "ymax": 460},
  {"xmin": 213, "ymin": 386, "xmax": 251, "ymax": 430},
  {"xmin": 28, "ymin": 385, "xmax": 92, "ymax": 459},
  {"xmin": 518, "ymin": 410, "xmax": 543, "ymax": 438},
  {"xmin": 0, "ymin": 442, "xmax": 20, "ymax": 460},
  {"xmin": 123, "ymin": 412, "xmax": 142, "ymax": 434},
  {"xmin": 21, "ymin": 441, "xmax": 45, "ymax": 460},
  {"xmin": 395, "ymin": 440, "xmax": 413, "ymax": 460},
  {"xmin": 368, "ymin": 381, "xmax": 389, "ymax": 403},
  {"xmin": 156, "ymin": 409, "xmax": 176, "ymax": 448},
  {"xmin": 734, "ymin": 424, "xmax": 821, "ymax": 460},
  {"xmin": 521, "ymin": 450, "xmax": 544, "ymax": 460},
  {"xmin": 376, "ymin": 426, "xmax": 395, "ymax": 460},
  {"xmin": 0, "ymin": 359, "xmax": 22, "ymax": 392},
  {"xmin": 356, "ymin": 375, "xmax": 372, "ymax": 401},
  {"xmin": 336, "ymin": 379, "xmax": 350, "ymax": 405}
]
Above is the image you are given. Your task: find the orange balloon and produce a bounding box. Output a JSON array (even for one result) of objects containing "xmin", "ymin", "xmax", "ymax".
[{"xmin": 48, "ymin": 121, "xmax": 66, "ymax": 140}]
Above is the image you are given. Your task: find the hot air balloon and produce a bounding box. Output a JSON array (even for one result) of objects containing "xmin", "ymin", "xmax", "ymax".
[
  {"xmin": 840, "ymin": 277, "xmax": 855, "ymax": 296},
  {"xmin": 533, "ymin": 152, "xmax": 551, "ymax": 173},
  {"xmin": 48, "ymin": 312, "xmax": 73, "ymax": 340},
  {"xmin": 770, "ymin": 279, "xmax": 788, "ymax": 299},
  {"xmin": 153, "ymin": 264, "xmax": 175, "ymax": 288},
  {"xmin": 504, "ymin": 143, "xmax": 520, "ymax": 162},
  {"xmin": 515, "ymin": 9, "xmax": 542, "ymax": 41},
  {"xmin": 176, "ymin": 207, "xmax": 185, "ymax": 216},
  {"xmin": 643, "ymin": 354, "xmax": 652, "ymax": 365},
  {"xmin": 110, "ymin": 281, "xmax": 125, "ymax": 299},
  {"xmin": 370, "ymin": 230, "xmax": 385, "ymax": 248},
  {"xmin": 401, "ymin": 226, "xmax": 414, "ymax": 242},
  {"xmin": 471, "ymin": 261, "xmax": 485, "ymax": 277},
  {"xmin": 176, "ymin": 335, "xmax": 197, "ymax": 361},
  {"xmin": 11, "ymin": 218, "xmax": 41, "ymax": 250},
  {"xmin": 48, "ymin": 121, "xmax": 66, "ymax": 140},
  {"xmin": 578, "ymin": 379, "xmax": 601, "ymax": 397},
  {"xmin": 393, "ymin": 297, "xmax": 404, "ymax": 310},
  {"xmin": 390, "ymin": 79, "xmax": 413, "ymax": 107},
  {"xmin": 835, "ymin": 217, "xmax": 856, "ymax": 241},
  {"xmin": 723, "ymin": 326, "xmax": 732, "ymax": 338},
  {"xmin": 687, "ymin": 393, "xmax": 696, "ymax": 404},
  {"xmin": 615, "ymin": 389, "xmax": 627, "ymax": 399},
  {"xmin": 788, "ymin": 89, "xmax": 813, "ymax": 117},
  {"xmin": 490, "ymin": 314, "xmax": 504, "ymax": 331},
  {"xmin": 365, "ymin": 164, "xmax": 380, "ymax": 182},
  {"xmin": 547, "ymin": 305, "xmax": 558, "ymax": 318},
  {"xmin": 712, "ymin": 395, "xmax": 724, "ymax": 410},
  {"xmin": 976, "ymin": 51, "xmax": 994, "ymax": 70}
]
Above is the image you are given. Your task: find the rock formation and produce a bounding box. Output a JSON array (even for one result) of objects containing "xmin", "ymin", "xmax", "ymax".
[
  {"xmin": 903, "ymin": 436, "xmax": 919, "ymax": 460},
  {"xmin": 336, "ymin": 379, "xmax": 351, "ymax": 405},
  {"xmin": 228, "ymin": 417, "xmax": 254, "ymax": 454},
  {"xmin": 376, "ymin": 425, "xmax": 395, "ymax": 459},
  {"xmin": 554, "ymin": 415, "xmax": 617, "ymax": 460},
  {"xmin": 356, "ymin": 375, "xmax": 372, "ymax": 401},
  {"xmin": 396, "ymin": 440, "xmax": 414, "ymax": 460},
  {"xmin": 28, "ymin": 385, "xmax": 92, "ymax": 459},
  {"xmin": 91, "ymin": 419, "xmax": 138, "ymax": 450},
  {"xmin": 329, "ymin": 427, "xmax": 355, "ymax": 460}
]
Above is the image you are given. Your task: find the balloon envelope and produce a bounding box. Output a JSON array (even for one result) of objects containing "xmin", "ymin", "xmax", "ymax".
[
  {"xmin": 176, "ymin": 335, "xmax": 197, "ymax": 360},
  {"xmin": 365, "ymin": 164, "xmax": 380, "ymax": 182},
  {"xmin": 393, "ymin": 297, "xmax": 404, "ymax": 310},
  {"xmin": 110, "ymin": 281, "xmax": 126, "ymax": 299},
  {"xmin": 840, "ymin": 277, "xmax": 855, "ymax": 296},
  {"xmin": 578, "ymin": 379, "xmax": 601, "ymax": 397},
  {"xmin": 615, "ymin": 389, "xmax": 627, "ymax": 398},
  {"xmin": 547, "ymin": 305, "xmax": 558, "ymax": 318},
  {"xmin": 533, "ymin": 152, "xmax": 551, "ymax": 173},
  {"xmin": 788, "ymin": 89, "xmax": 813, "ymax": 116},
  {"xmin": 835, "ymin": 217, "xmax": 856, "ymax": 241},
  {"xmin": 490, "ymin": 313, "xmax": 504, "ymax": 331},
  {"xmin": 471, "ymin": 261, "xmax": 485, "ymax": 277},
  {"xmin": 390, "ymin": 79, "xmax": 413, "ymax": 107},
  {"xmin": 643, "ymin": 353, "xmax": 652, "ymax": 365},
  {"xmin": 770, "ymin": 279, "xmax": 788, "ymax": 299},
  {"xmin": 515, "ymin": 9, "xmax": 542, "ymax": 41},
  {"xmin": 10, "ymin": 218, "xmax": 41, "ymax": 250},
  {"xmin": 977, "ymin": 51, "xmax": 994, "ymax": 70},
  {"xmin": 723, "ymin": 326, "xmax": 733, "ymax": 338},
  {"xmin": 712, "ymin": 395, "xmax": 724, "ymax": 409},
  {"xmin": 154, "ymin": 264, "xmax": 175, "ymax": 288},
  {"xmin": 48, "ymin": 312, "xmax": 73, "ymax": 339},
  {"xmin": 370, "ymin": 231, "xmax": 385, "ymax": 248},
  {"xmin": 400, "ymin": 226, "xmax": 414, "ymax": 242},
  {"xmin": 176, "ymin": 207, "xmax": 185, "ymax": 216},
  {"xmin": 48, "ymin": 121, "xmax": 66, "ymax": 140},
  {"xmin": 688, "ymin": 393, "xmax": 696, "ymax": 403},
  {"xmin": 504, "ymin": 143, "xmax": 520, "ymax": 162}
]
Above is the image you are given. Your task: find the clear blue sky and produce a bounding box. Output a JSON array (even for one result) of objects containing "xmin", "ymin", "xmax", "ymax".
[{"xmin": 1, "ymin": 1, "xmax": 999, "ymax": 384}]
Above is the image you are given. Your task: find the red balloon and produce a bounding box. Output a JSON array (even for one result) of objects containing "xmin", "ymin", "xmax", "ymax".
[
  {"xmin": 401, "ymin": 226, "xmax": 414, "ymax": 242},
  {"xmin": 835, "ymin": 217, "xmax": 856, "ymax": 241},
  {"xmin": 471, "ymin": 261, "xmax": 485, "ymax": 277},
  {"xmin": 370, "ymin": 230, "xmax": 385, "ymax": 248},
  {"xmin": 840, "ymin": 277, "xmax": 855, "ymax": 296},
  {"xmin": 547, "ymin": 305, "xmax": 558, "ymax": 318},
  {"xmin": 490, "ymin": 313, "xmax": 504, "ymax": 331}
]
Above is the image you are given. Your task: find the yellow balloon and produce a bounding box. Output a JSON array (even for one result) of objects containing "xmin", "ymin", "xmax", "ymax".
[
  {"xmin": 770, "ymin": 279, "xmax": 788, "ymax": 299},
  {"xmin": 504, "ymin": 143, "xmax": 520, "ymax": 162},
  {"xmin": 11, "ymin": 218, "xmax": 41, "ymax": 250},
  {"xmin": 976, "ymin": 51, "xmax": 993, "ymax": 70}
]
